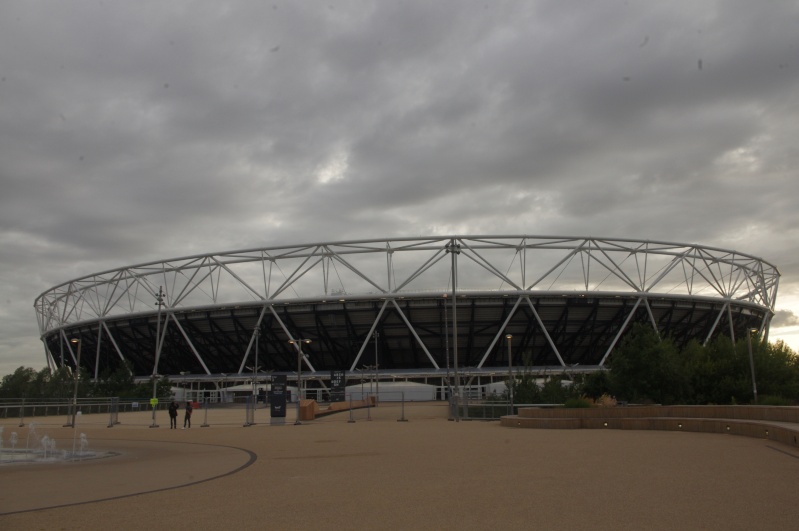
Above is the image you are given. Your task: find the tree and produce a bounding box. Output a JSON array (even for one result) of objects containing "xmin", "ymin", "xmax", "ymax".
[
  {"xmin": 579, "ymin": 370, "xmax": 613, "ymax": 400},
  {"xmin": 0, "ymin": 364, "xmax": 174, "ymax": 400},
  {"xmin": 752, "ymin": 339, "xmax": 799, "ymax": 403},
  {"xmin": 686, "ymin": 335, "xmax": 755, "ymax": 404},
  {"xmin": 508, "ymin": 370, "xmax": 541, "ymax": 404},
  {"xmin": 539, "ymin": 375, "xmax": 579, "ymax": 404},
  {"xmin": 38, "ymin": 366, "xmax": 75, "ymax": 399},
  {"xmin": 609, "ymin": 324, "xmax": 686, "ymax": 404},
  {"xmin": 0, "ymin": 367, "xmax": 37, "ymax": 398}
]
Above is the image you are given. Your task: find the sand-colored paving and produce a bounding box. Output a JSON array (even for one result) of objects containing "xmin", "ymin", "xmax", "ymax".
[{"xmin": 2, "ymin": 402, "xmax": 799, "ymax": 530}]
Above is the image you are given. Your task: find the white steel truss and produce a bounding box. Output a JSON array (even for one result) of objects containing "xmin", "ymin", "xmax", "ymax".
[{"xmin": 34, "ymin": 235, "xmax": 779, "ymax": 377}]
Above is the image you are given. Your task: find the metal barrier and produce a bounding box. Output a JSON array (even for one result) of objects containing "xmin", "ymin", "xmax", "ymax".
[
  {"xmin": 0, "ymin": 395, "xmax": 455, "ymax": 427},
  {"xmin": 0, "ymin": 397, "xmax": 172, "ymax": 425},
  {"xmin": 243, "ymin": 396, "xmax": 255, "ymax": 426}
]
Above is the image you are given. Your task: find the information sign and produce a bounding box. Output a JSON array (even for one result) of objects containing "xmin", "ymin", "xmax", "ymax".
[
  {"xmin": 270, "ymin": 374, "xmax": 287, "ymax": 418},
  {"xmin": 330, "ymin": 369, "xmax": 346, "ymax": 402}
]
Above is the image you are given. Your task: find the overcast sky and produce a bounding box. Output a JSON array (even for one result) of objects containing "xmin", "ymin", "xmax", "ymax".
[{"xmin": 2, "ymin": 1, "xmax": 799, "ymax": 376}]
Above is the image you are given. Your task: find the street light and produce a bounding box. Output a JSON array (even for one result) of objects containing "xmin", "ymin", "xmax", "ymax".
[
  {"xmin": 374, "ymin": 331, "xmax": 379, "ymax": 404},
  {"xmin": 151, "ymin": 286, "xmax": 166, "ymax": 429},
  {"xmin": 289, "ymin": 338, "xmax": 311, "ymax": 425},
  {"xmin": 253, "ymin": 327, "xmax": 261, "ymax": 403},
  {"xmin": 64, "ymin": 338, "xmax": 82, "ymax": 428},
  {"xmin": 505, "ymin": 334, "xmax": 513, "ymax": 414},
  {"xmin": 443, "ymin": 293, "xmax": 452, "ymax": 402},
  {"xmin": 446, "ymin": 240, "xmax": 461, "ymax": 422},
  {"xmin": 747, "ymin": 328, "xmax": 759, "ymax": 405}
]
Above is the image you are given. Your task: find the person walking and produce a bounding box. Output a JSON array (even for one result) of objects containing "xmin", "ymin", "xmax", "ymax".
[
  {"xmin": 183, "ymin": 401, "xmax": 193, "ymax": 429},
  {"xmin": 168, "ymin": 400, "xmax": 179, "ymax": 429}
]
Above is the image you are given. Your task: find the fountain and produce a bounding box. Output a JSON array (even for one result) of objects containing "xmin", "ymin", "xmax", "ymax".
[{"xmin": 0, "ymin": 423, "xmax": 107, "ymax": 465}]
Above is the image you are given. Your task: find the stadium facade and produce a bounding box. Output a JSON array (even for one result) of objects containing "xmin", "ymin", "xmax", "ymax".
[{"xmin": 34, "ymin": 236, "xmax": 779, "ymax": 391}]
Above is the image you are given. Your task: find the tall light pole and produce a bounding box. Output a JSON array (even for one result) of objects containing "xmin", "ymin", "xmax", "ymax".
[
  {"xmin": 446, "ymin": 240, "xmax": 461, "ymax": 422},
  {"xmin": 747, "ymin": 328, "xmax": 759, "ymax": 405},
  {"xmin": 289, "ymin": 338, "xmax": 311, "ymax": 425},
  {"xmin": 66, "ymin": 338, "xmax": 82, "ymax": 428},
  {"xmin": 443, "ymin": 293, "xmax": 451, "ymax": 401},
  {"xmin": 253, "ymin": 327, "xmax": 261, "ymax": 402},
  {"xmin": 505, "ymin": 334, "xmax": 514, "ymax": 414},
  {"xmin": 374, "ymin": 331, "xmax": 379, "ymax": 404},
  {"xmin": 151, "ymin": 286, "xmax": 166, "ymax": 429}
]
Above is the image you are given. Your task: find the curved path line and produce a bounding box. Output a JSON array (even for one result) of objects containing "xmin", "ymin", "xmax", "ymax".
[{"xmin": 0, "ymin": 440, "xmax": 256, "ymax": 516}]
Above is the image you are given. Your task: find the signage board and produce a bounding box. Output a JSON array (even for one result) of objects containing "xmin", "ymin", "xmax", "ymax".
[
  {"xmin": 270, "ymin": 374, "xmax": 287, "ymax": 418},
  {"xmin": 330, "ymin": 369, "xmax": 346, "ymax": 402}
]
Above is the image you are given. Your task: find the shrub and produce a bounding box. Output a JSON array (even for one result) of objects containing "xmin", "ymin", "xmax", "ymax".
[
  {"xmin": 592, "ymin": 393, "xmax": 617, "ymax": 407},
  {"xmin": 564, "ymin": 397, "xmax": 591, "ymax": 408},
  {"xmin": 758, "ymin": 395, "xmax": 796, "ymax": 406}
]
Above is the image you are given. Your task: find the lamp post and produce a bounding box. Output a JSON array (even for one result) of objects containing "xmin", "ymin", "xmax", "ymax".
[
  {"xmin": 253, "ymin": 327, "xmax": 261, "ymax": 403},
  {"xmin": 289, "ymin": 338, "xmax": 311, "ymax": 425},
  {"xmin": 446, "ymin": 240, "xmax": 461, "ymax": 422},
  {"xmin": 443, "ymin": 293, "xmax": 452, "ymax": 402},
  {"xmin": 151, "ymin": 286, "xmax": 166, "ymax": 429},
  {"xmin": 374, "ymin": 331, "xmax": 379, "ymax": 404},
  {"xmin": 65, "ymin": 338, "xmax": 82, "ymax": 428},
  {"xmin": 747, "ymin": 328, "xmax": 759, "ymax": 405},
  {"xmin": 505, "ymin": 334, "xmax": 513, "ymax": 414}
]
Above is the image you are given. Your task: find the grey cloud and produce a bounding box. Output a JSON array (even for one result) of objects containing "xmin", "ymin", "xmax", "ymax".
[
  {"xmin": 2, "ymin": 1, "xmax": 799, "ymax": 373},
  {"xmin": 772, "ymin": 310, "xmax": 799, "ymax": 328}
]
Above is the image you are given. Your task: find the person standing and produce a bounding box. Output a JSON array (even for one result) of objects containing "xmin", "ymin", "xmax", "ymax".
[
  {"xmin": 168, "ymin": 400, "xmax": 179, "ymax": 429},
  {"xmin": 183, "ymin": 401, "xmax": 193, "ymax": 429}
]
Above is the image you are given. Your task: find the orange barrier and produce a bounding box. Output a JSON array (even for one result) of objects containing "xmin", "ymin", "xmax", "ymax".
[{"xmin": 304, "ymin": 396, "xmax": 377, "ymax": 419}]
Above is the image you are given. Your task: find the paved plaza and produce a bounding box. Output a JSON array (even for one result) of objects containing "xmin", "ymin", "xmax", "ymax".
[{"xmin": 1, "ymin": 402, "xmax": 798, "ymax": 530}]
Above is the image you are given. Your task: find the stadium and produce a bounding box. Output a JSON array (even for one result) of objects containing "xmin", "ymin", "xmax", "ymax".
[{"xmin": 34, "ymin": 235, "xmax": 779, "ymax": 398}]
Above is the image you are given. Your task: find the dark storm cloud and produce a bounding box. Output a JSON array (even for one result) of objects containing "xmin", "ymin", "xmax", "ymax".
[{"xmin": 2, "ymin": 0, "xmax": 799, "ymax": 373}]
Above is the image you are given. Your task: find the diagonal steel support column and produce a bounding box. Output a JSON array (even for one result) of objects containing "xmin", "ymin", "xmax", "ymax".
[
  {"xmin": 599, "ymin": 297, "xmax": 643, "ymax": 367},
  {"xmin": 524, "ymin": 296, "xmax": 566, "ymax": 367},
  {"xmin": 168, "ymin": 313, "xmax": 212, "ymax": 374}
]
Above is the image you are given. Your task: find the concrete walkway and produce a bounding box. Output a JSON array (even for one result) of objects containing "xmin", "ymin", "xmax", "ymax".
[{"xmin": 2, "ymin": 402, "xmax": 799, "ymax": 530}]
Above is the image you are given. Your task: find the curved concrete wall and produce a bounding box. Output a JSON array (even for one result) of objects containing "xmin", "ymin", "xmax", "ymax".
[{"xmin": 502, "ymin": 405, "xmax": 799, "ymax": 449}]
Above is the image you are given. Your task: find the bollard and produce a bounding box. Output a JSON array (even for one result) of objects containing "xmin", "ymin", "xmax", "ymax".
[{"xmin": 366, "ymin": 393, "xmax": 372, "ymax": 421}]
